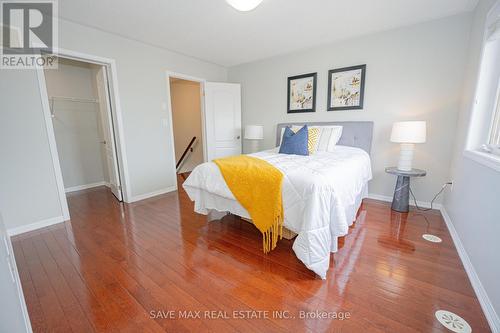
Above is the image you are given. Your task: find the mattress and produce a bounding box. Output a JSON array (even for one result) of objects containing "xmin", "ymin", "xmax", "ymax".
[{"xmin": 183, "ymin": 145, "xmax": 372, "ymax": 279}]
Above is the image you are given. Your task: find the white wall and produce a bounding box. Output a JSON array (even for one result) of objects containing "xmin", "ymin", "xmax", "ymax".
[
  {"xmin": 44, "ymin": 59, "xmax": 109, "ymax": 189},
  {"xmin": 0, "ymin": 69, "xmax": 64, "ymax": 230},
  {"xmin": 0, "ymin": 18, "xmax": 226, "ymax": 231},
  {"xmin": 44, "ymin": 59, "xmax": 95, "ymax": 98},
  {"xmin": 56, "ymin": 19, "xmax": 227, "ymax": 200},
  {"xmin": 228, "ymin": 14, "xmax": 472, "ymax": 203},
  {"xmin": 444, "ymin": 0, "xmax": 500, "ymax": 328},
  {"xmin": 170, "ymin": 79, "xmax": 204, "ymax": 173}
]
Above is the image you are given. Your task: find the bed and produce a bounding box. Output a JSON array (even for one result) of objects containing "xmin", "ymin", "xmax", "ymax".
[{"xmin": 183, "ymin": 121, "xmax": 373, "ymax": 279}]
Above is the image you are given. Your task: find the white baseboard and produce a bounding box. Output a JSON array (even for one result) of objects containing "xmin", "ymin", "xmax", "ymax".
[
  {"xmin": 7, "ymin": 216, "xmax": 65, "ymax": 237},
  {"xmin": 440, "ymin": 207, "xmax": 500, "ymax": 333},
  {"xmin": 128, "ymin": 185, "xmax": 177, "ymax": 203},
  {"xmin": 367, "ymin": 193, "xmax": 442, "ymax": 210},
  {"xmin": 7, "ymin": 185, "xmax": 177, "ymax": 236},
  {"xmin": 367, "ymin": 193, "xmax": 394, "ymax": 203},
  {"xmin": 65, "ymin": 181, "xmax": 109, "ymax": 193}
]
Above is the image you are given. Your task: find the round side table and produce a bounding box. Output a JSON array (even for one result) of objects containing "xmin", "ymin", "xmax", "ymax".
[{"xmin": 385, "ymin": 167, "xmax": 426, "ymax": 213}]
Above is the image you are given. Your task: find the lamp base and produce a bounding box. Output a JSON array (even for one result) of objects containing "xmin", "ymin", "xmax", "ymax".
[
  {"xmin": 391, "ymin": 175, "xmax": 410, "ymax": 212},
  {"xmin": 397, "ymin": 143, "xmax": 414, "ymax": 171},
  {"xmin": 247, "ymin": 140, "xmax": 260, "ymax": 154}
]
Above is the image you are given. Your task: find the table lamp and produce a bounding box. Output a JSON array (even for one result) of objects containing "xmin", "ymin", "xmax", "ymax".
[
  {"xmin": 390, "ymin": 121, "xmax": 426, "ymax": 171},
  {"xmin": 244, "ymin": 125, "xmax": 264, "ymax": 153}
]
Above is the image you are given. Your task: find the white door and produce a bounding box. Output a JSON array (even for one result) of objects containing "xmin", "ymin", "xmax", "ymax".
[
  {"xmin": 204, "ymin": 82, "xmax": 242, "ymax": 160},
  {"xmin": 96, "ymin": 66, "xmax": 122, "ymax": 201}
]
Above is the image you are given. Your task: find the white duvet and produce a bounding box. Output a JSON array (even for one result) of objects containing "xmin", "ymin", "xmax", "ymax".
[{"xmin": 183, "ymin": 145, "xmax": 372, "ymax": 279}]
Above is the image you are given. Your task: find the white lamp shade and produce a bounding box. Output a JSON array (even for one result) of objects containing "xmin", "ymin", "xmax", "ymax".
[
  {"xmin": 244, "ymin": 125, "xmax": 264, "ymax": 140},
  {"xmin": 390, "ymin": 121, "xmax": 427, "ymax": 143},
  {"xmin": 226, "ymin": 0, "xmax": 264, "ymax": 11}
]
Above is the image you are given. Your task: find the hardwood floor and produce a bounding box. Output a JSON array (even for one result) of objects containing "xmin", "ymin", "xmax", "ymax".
[{"xmin": 12, "ymin": 184, "xmax": 490, "ymax": 332}]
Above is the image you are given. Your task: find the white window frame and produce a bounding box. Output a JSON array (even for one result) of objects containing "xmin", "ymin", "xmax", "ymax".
[
  {"xmin": 487, "ymin": 80, "xmax": 500, "ymax": 145},
  {"xmin": 464, "ymin": 1, "xmax": 500, "ymax": 173}
]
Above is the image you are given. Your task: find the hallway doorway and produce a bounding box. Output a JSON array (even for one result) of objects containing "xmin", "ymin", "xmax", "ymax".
[{"xmin": 168, "ymin": 77, "xmax": 205, "ymax": 179}]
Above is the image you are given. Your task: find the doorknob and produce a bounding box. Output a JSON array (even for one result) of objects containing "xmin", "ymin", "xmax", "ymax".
[
  {"xmin": 100, "ymin": 140, "xmax": 107, "ymax": 144},
  {"xmin": 236, "ymin": 136, "xmax": 240, "ymax": 140}
]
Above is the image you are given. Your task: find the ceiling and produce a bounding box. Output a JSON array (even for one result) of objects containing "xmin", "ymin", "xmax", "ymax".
[{"xmin": 58, "ymin": 0, "xmax": 478, "ymax": 67}]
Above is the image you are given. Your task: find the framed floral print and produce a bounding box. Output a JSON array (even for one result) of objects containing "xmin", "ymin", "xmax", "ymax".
[
  {"xmin": 287, "ymin": 73, "xmax": 317, "ymax": 113},
  {"xmin": 327, "ymin": 64, "xmax": 366, "ymax": 111}
]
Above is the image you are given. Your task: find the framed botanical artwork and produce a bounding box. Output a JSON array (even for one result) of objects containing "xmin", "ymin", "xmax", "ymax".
[
  {"xmin": 287, "ymin": 73, "xmax": 317, "ymax": 113},
  {"xmin": 327, "ymin": 64, "xmax": 366, "ymax": 111}
]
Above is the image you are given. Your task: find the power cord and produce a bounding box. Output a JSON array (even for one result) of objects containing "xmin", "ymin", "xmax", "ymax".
[
  {"xmin": 411, "ymin": 212, "xmax": 431, "ymax": 232},
  {"xmin": 409, "ymin": 182, "xmax": 452, "ymax": 211}
]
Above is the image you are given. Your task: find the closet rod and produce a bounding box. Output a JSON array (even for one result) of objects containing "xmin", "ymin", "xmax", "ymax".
[{"xmin": 50, "ymin": 96, "xmax": 99, "ymax": 103}]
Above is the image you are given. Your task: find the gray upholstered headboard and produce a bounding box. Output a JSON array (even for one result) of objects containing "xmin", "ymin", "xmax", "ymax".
[{"xmin": 276, "ymin": 121, "xmax": 374, "ymax": 154}]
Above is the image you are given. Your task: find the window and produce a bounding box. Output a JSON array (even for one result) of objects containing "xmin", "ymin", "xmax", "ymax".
[
  {"xmin": 466, "ymin": 3, "xmax": 500, "ymax": 149},
  {"xmin": 489, "ymin": 83, "xmax": 500, "ymax": 145},
  {"xmin": 464, "ymin": 2, "xmax": 500, "ymax": 172}
]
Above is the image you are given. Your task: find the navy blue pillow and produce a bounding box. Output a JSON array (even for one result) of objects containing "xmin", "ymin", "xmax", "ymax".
[{"xmin": 279, "ymin": 125, "xmax": 309, "ymax": 156}]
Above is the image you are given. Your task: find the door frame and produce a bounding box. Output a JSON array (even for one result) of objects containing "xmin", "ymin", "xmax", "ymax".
[
  {"xmin": 165, "ymin": 71, "xmax": 207, "ymax": 186},
  {"xmin": 37, "ymin": 48, "xmax": 131, "ymax": 220}
]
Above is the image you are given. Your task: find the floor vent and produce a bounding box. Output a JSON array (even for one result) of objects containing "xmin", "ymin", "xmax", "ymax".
[
  {"xmin": 435, "ymin": 310, "xmax": 472, "ymax": 333},
  {"xmin": 422, "ymin": 234, "xmax": 442, "ymax": 243}
]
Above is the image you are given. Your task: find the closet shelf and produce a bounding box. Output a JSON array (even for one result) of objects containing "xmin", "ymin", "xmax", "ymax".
[{"xmin": 49, "ymin": 96, "xmax": 99, "ymax": 118}]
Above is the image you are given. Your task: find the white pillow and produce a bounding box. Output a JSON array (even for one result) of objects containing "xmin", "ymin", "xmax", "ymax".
[
  {"xmin": 291, "ymin": 125, "xmax": 343, "ymax": 152},
  {"xmin": 318, "ymin": 126, "xmax": 343, "ymax": 152},
  {"xmin": 279, "ymin": 127, "xmax": 285, "ymax": 146}
]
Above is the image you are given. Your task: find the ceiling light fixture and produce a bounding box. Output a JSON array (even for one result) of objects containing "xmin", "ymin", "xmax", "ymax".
[{"xmin": 226, "ymin": 0, "xmax": 264, "ymax": 12}]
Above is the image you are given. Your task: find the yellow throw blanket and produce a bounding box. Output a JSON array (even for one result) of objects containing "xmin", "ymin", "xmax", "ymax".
[{"xmin": 214, "ymin": 155, "xmax": 284, "ymax": 253}]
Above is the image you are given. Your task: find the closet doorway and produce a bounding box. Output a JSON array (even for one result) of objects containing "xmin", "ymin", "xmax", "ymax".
[{"xmin": 43, "ymin": 57, "xmax": 123, "ymax": 204}]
